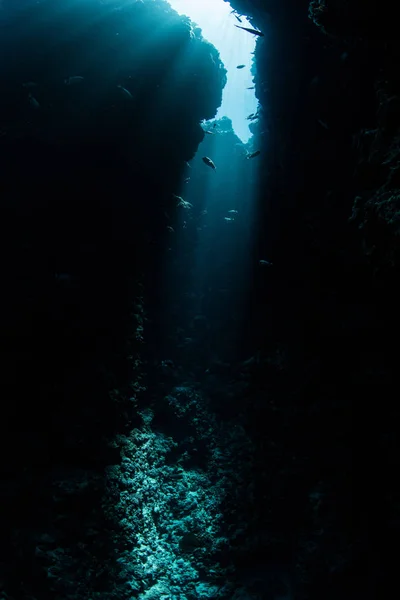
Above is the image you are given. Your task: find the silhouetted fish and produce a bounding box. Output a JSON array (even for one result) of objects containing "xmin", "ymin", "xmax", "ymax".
[
  {"xmin": 234, "ymin": 25, "xmax": 264, "ymax": 37},
  {"xmin": 117, "ymin": 85, "xmax": 133, "ymax": 100},
  {"xmin": 202, "ymin": 156, "xmax": 216, "ymax": 170},
  {"xmin": 64, "ymin": 76, "xmax": 84, "ymax": 85},
  {"xmin": 247, "ymin": 150, "xmax": 261, "ymax": 159}
]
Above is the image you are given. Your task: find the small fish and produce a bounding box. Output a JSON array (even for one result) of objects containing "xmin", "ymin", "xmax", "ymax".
[
  {"xmin": 235, "ymin": 15, "xmax": 243, "ymax": 23},
  {"xmin": 228, "ymin": 210, "xmax": 238, "ymax": 215},
  {"xmin": 236, "ymin": 64, "xmax": 245, "ymax": 69},
  {"xmin": 203, "ymin": 130, "xmax": 214, "ymax": 135},
  {"xmin": 184, "ymin": 178, "xmax": 190, "ymax": 183},
  {"xmin": 117, "ymin": 85, "xmax": 133, "ymax": 100},
  {"xmin": 55, "ymin": 272, "xmax": 72, "ymax": 283},
  {"xmin": 259, "ymin": 259, "xmax": 273, "ymax": 267},
  {"xmin": 234, "ymin": 25, "xmax": 264, "ymax": 37},
  {"xmin": 185, "ymin": 162, "xmax": 191, "ymax": 168},
  {"xmin": 247, "ymin": 150, "xmax": 261, "ymax": 159},
  {"xmin": 246, "ymin": 113, "xmax": 255, "ymax": 120},
  {"xmin": 247, "ymin": 86, "xmax": 255, "ymax": 89},
  {"xmin": 224, "ymin": 217, "xmax": 234, "ymax": 222},
  {"xmin": 317, "ymin": 118, "xmax": 329, "ymax": 129},
  {"xmin": 202, "ymin": 156, "xmax": 216, "ymax": 170},
  {"xmin": 28, "ymin": 93, "xmax": 40, "ymax": 110},
  {"xmin": 174, "ymin": 194, "xmax": 192, "ymax": 209},
  {"xmin": 64, "ymin": 76, "xmax": 84, "ymax": 85}
]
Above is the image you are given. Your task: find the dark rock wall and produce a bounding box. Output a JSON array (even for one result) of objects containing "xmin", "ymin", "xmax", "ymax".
[
  {"xmin": 0, "ymin": 1, "xmax": 226, "ymax": 597},
  {"xmin": 225, "ymin": 1, "xmax": 399, "ymax": 598}
]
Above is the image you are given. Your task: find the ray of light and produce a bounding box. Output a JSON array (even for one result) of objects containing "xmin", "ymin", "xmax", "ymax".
[{"xmin": 167, "ymin": 0, "xmax": 259, "ymax": 143}]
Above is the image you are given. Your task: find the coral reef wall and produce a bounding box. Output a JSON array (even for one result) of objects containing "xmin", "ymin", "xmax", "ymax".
[
  {"xmin": 225, "ymin": 1, "xmax": 400, "ymax": 598},
  {"xmin": 0, "ymin": 1, "xmax": 226, "ymax": 597}
]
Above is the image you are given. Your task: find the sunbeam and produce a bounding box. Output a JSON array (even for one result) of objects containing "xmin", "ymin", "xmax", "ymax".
[{"xmin": 167, "ymin": 0, "xmax": 259, "ymax": 142}]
